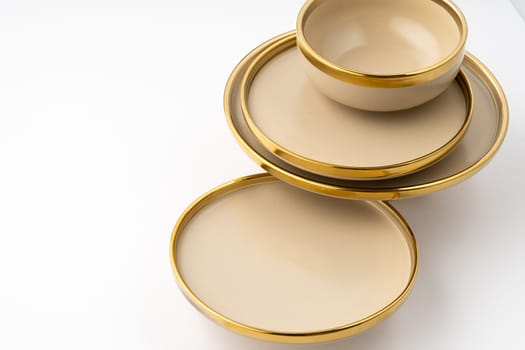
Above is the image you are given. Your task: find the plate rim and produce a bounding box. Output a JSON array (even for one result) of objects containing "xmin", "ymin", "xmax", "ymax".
[
  {"xmin": 239, "ymin": 32, "xmax": 474, "ymax": 180},
  {"xmin": 170, "ymin": 173, "xmax": 418, "ymax": 343}
]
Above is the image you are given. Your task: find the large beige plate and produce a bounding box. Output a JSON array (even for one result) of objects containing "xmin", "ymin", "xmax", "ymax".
[
  {"xmin": 171, "ymin": 174, "xmax": 418, "ymax": 343},
  {"xmin": 225, "ymin": 31, "xmax": 508, "ymax": 200},
  {"xmin": 240, "ymin": 33, "xmax": 472, "ymax": 179}
]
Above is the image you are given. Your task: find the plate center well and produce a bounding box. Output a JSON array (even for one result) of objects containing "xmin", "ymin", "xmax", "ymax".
[{"xmin": 176, "ymin": 179, "xmax": 415, "ymax": 334}]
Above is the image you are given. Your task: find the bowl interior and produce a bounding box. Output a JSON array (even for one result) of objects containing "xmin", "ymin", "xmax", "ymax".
[{"xmin": 303, "ymin": 0, "xmax": 462, "ymax": 75}]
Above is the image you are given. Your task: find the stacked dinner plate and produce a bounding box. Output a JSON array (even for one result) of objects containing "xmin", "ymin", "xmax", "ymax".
[{"xmin": 171, "ymin": 0, "xmax": 508, "ymax": 344}]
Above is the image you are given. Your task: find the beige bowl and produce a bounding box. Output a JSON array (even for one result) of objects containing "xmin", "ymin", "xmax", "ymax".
[{"xmin": 297, "ymin": 0, "xmax": 468, "ymax": 111}]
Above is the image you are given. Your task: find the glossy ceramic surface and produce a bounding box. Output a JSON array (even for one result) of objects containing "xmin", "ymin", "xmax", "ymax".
[
  {"xmin": 171, "ymin": 174, "xmax": 418, "ymax": 343},
  {"xmin": 241, "ymin": 33, "xmax": 472, "ymax": 180},
  {"xmin": 225, "ymin": 32, "xmax": 508, "ymax": 200},
  {"xmin": 297, "ymin": 0, "xmax": 468, "ymax": 110}
]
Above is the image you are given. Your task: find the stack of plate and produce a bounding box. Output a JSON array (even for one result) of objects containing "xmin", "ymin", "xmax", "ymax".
[
  {"xmin": 171, "ymin": 0, "xmax": 508, "ymax": 344},
  {"xmin": 225, "ymin": 31, "xmax": 507, "ymax": 200}
]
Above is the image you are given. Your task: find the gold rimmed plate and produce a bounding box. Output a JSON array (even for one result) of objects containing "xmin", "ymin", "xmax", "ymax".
[
  {"xmin": 171, "ymin": 174, "xmax": 418, "ymax": 343},
  {"xmin": 225, "ymin": 31, "xmax": 508, "ymax": 200},
  {"xmin": 240, "ymin": 33, "xmax": 473, "ymax": 180}
]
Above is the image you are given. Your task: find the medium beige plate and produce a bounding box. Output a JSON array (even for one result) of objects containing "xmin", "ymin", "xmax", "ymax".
[
  {"xmin": 240, "ymin": 33, "xmax": 472, "ymax": 179},
  {"xmin": 171, "ymin": 174, "xmax": 418, "ymax": 343},
  {"xmin": 225, "ymin": 31, "xmax": 508, "ymax": 200}
]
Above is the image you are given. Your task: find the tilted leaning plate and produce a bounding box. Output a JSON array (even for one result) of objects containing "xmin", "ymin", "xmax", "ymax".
[
  {"xmin": 239, "ymin": 32, "xmax": 473, "ymax": 180},
  {"xmin": 225, "ymin": 31, "xmax": 508, "ymax": 200},
  {"xmin": 171, "ymin": 174, "xmax": 418, "ymax": 343}
]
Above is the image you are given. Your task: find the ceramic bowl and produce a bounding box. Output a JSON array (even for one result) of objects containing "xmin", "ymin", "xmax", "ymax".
[{"xmin": 297, "ymin": 0, "xmax": 468, "ymax": 111}]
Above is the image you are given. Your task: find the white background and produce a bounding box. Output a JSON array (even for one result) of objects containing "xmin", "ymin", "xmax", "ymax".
[{"xmin": 0, "ymin": 0, "xmax": 524, "ymax": 349}]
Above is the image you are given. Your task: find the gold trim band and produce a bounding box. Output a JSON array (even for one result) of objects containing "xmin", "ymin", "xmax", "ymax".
[
  {"xmin": 240, "ymin": 33, "xmax": 473, "ymax": 180},
  {"xmin": 170, "ymin": 173, "xmax": 418, "ymax": 343},
  {"xmin": 296, "ymin": 0, "xmax": 468, "ymax": 87}
]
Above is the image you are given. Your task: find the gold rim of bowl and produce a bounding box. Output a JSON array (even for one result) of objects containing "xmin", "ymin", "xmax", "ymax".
[
  {"xmin": 170, "ymin": 173, "xmax": 419, "ymax": 343},
  {"xmin": 296, "ymin": 0, "xmax": 468, "ymax": 88},
  {"xmin": 240, "ymin": 33, "xmax": 474, "ymax": 180},
  {"xmin": 224, "ymin": 31, "xmax": 509, "ymax": 200}
]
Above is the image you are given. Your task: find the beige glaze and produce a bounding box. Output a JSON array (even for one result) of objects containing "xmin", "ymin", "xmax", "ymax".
[
  {"xmin": 297, "ymin": 0, "xmax": 467, "ymax": 110},
  {"xmin": 175, "ymin": 179, "xmax": 415, "ymax": 334},
  {"xmin": 225, "ymin": 32, "xmax": 507, "ymax": 200},
  {"xmin": 247, "ymin": 44, "xmax": 468, "ymax": 175},
  {"xmin": 302, "ymin": 54, "xmax": 463, "ymax": 111},
  {"xmin": 304, "ymin": 0, "xmax": 460, "ymax": 74}
]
